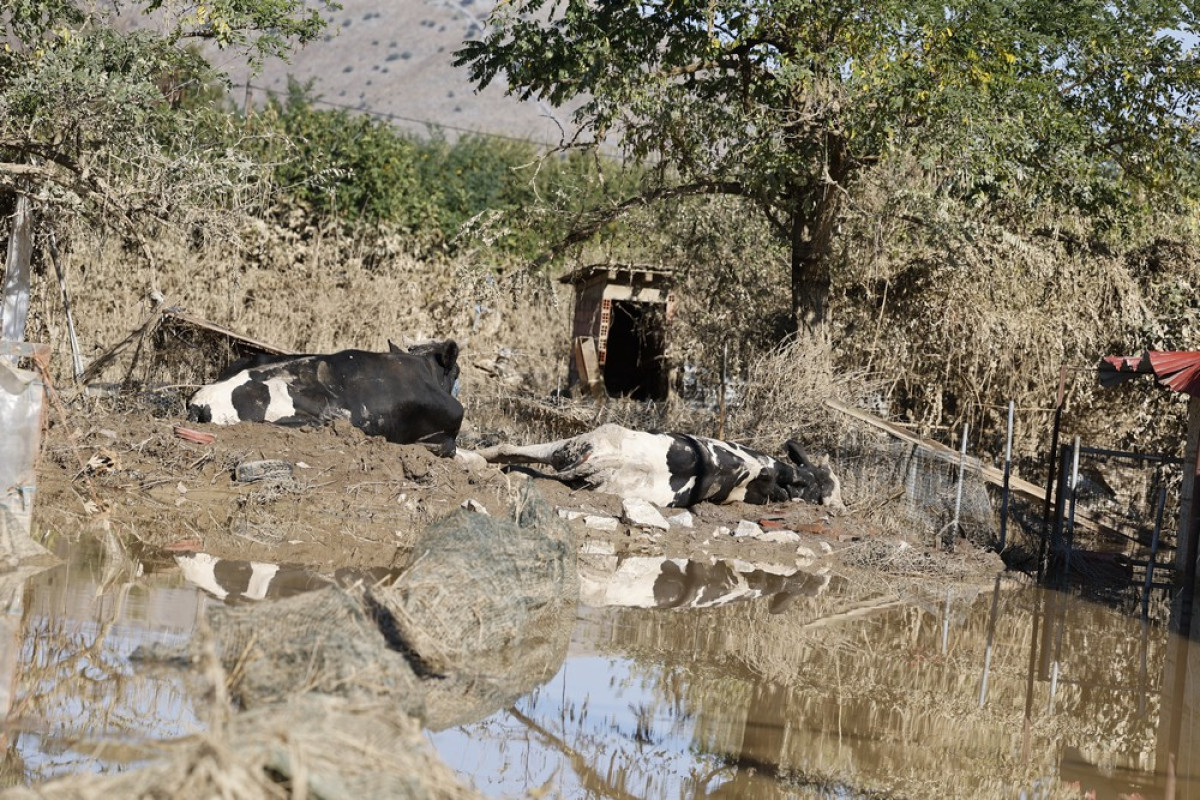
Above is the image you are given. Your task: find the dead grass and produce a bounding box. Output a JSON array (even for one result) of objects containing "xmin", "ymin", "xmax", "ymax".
[{"xmin": 27, "ymin": 220, "xmax": 569, "ymax": 397}]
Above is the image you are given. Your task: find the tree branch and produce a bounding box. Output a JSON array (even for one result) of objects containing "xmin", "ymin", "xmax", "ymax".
[
  {"xmin": 0, "ymin": 160, "xmax": 161, "ymax": 285},
  {"xmin": 530, "ymin": 180, "xmax": 750, "ymax": 269}
]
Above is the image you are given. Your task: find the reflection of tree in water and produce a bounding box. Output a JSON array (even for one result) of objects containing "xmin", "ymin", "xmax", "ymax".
[
  {"xmin": 584, "ymin": 581, "xmax": 1174, "ymax": 798},
  {"xmin": 0, "ymin": 532, "xmax": 197, "ymax": 786}
]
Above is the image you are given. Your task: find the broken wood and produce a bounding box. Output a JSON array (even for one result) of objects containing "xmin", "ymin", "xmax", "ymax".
[{"xmin": 573, "ymin": 336, "xmax": 605, "ymax": 402}]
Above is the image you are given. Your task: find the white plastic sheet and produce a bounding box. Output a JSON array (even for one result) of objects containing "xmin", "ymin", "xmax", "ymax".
[{"xmin": 0, "ymin": 355, "xmax": 45, "ymax": 566}]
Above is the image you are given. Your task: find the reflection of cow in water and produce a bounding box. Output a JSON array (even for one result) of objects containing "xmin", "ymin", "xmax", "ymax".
[
  {"xmin": 174, "ymin": 553, "xmax": 401, "ymax": 604},
  {"xmin": 579, "ymin": 555, "xmax": 831, "ymax": 613},
  {"xmin": 478, "ymin": 424, "xmax": 842, "ymax": 508}
]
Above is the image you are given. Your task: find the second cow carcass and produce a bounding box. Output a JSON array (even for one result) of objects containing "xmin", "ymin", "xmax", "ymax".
[{"xmin": 476, "ymin": 423, "xmax": 842, "ymax": 508}]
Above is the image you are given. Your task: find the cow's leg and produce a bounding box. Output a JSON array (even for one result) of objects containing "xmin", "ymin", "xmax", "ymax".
[{"xmin": 476, "ymin": 438, "xmax": 578, "ymax": 467}]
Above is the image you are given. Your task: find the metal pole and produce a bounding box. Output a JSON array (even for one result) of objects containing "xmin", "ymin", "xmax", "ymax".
[
  {"xmin": 1065, "ymin": 437, "xmax": 1081, "ymax": 569},
  {"xmin": 1143, "ymin": 485, "xmax": 1166, "ymax": 619},
  {"xmin": 1000, "ymin": 400, "xmax": 1014, "ymax": 551},
  {"xmin": 941, "ymin": 586, "xmax": 952, "ymax": 655},
  {"xmin": 951, "ymin": 422, "xmax": 969, "ymax": 547},
  {"xmin": 1051, "ymin": 445, "xmax": 1072, "ymax": 585},
  {"xmin": 47, "ymin": 230, "xmax": 84, "ymax": 380},
  {"xmin": 1039, "ymin": 366, "xmax": 1068, "ymax": 581},
  {"xmin": 1048, "ymin": 660, "xmax": 1060, "ymax": 714},
  {"xmin": 905, "ymin": 441, "xmax": 920, "ymax": 517},
  {"xmin": 979, "ymin": 574, "xmax": 1002, "ymax": 707}
]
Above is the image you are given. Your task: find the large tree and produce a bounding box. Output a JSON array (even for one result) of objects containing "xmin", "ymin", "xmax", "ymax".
[{"xmin": 456, "ymin": 0, "xmax": 1200, "ymax": 335}]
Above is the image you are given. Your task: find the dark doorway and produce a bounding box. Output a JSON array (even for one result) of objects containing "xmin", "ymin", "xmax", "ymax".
[{"xmin": 604, "ymin": 301, "xmax": 668, "ymax": 401}]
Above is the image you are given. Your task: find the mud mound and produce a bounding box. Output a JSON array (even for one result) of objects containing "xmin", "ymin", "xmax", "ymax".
[
  {"xmin": 33, "ymin": 403, "xmax": 518, "ymax": 568},
  {"xmin": 12, "ymin": 489, "xmax": 575, "ymax": 800},
  {"xmin": 137, "ymin": 488, "xmax": 577, "ymax": 723}
]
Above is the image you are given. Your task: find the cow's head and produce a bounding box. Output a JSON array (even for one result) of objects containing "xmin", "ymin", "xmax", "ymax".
[
  {"xmin": 781, "ymin": 441, "xmax": 843, "ymax": 509},
  {"xmin": 392, "ymin": 339, "xmax": 460, "ymax": 395}
]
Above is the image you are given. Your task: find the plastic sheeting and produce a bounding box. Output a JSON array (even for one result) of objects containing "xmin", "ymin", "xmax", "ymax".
[{"xmin": 0, "ymin": 354, "xmax": 45, "ymax": 567}]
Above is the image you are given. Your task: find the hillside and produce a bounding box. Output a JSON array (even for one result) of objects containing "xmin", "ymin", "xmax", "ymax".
[{"xmin": 136, "ymin": 0, "xmax": 574, "ymax": 146}]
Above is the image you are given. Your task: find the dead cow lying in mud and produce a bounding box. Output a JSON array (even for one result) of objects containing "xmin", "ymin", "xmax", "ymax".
[
  {"xmin": 476, "ymin": 423, "xmax": 843, "ymax": 508},
  {"xmin": 187, "ymin": 340, "xmax": 463, "ymax": 456}
]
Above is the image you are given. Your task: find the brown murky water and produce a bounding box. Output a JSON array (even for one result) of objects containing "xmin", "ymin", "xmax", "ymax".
[{"xmin": 3, "ymin": 538, "xmax": 1199, "ymax": 798}]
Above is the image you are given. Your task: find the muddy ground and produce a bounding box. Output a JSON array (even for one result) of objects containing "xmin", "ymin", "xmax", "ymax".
[{"xmin": 31, "ymin": 402, "xmax": 1005, "ymax": 582}]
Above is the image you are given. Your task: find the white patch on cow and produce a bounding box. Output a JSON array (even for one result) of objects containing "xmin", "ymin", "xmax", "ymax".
[
  {"xmin": 578, "ymin": 555, "xmax": 766, "ymax": 609},
  {"xmin": 243, "ymin": 562, "xmax": 281, "ymax": 600},
  {"xmin": 573, "ymin": 425, "xmax": 681, "ymax": 506},
  {"xmin": 175, "ymin": 552, "xmax": 228, "ymax": 599},
  {"xmin": 578, "ymin": 556, "xmax": 686, "ymax": 608},
  {"xmin": 261, "ymin": 376, "xmax": 297, "ymax": 422},
  {"xmin": 189, "ymin": 371, "xmax": 254, "ymax": 425}
]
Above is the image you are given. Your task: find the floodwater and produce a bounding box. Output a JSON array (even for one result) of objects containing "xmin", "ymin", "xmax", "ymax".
[{"xmin": 3, "ymin": 536, "xmax": 1199, "ymax": 799}]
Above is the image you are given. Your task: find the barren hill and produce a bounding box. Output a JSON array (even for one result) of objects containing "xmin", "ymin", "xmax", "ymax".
[{"xmin": 139, "ymin": 0, "xmax": 576, "ymax": 146}]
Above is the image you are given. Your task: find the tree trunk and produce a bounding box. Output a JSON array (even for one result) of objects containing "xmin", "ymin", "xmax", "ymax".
[{"xmin": 787, "ymin": 134, "xmax": 847, "ymax": 337}]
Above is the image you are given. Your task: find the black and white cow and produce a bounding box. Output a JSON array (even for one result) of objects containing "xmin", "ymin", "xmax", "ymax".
[
  {"xmin": 475, "ymin": 423, "xmax": 842, "ymax": 508},
  {"xmin": 187, "ymin": 340, "xmax": 463, "ymax": 456}
]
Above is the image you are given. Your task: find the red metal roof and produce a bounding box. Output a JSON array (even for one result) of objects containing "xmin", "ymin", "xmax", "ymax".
[{"xmin": 1098, "ymin": 351, "xmax": 1200, "ymax": 396}]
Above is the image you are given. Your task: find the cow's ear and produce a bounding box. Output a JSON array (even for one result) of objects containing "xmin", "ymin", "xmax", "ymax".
[
  {"xmin": 388, "ymin": 340, "xmax": 403, "ymax": 354},
  {"xmin": 784, "ymin": 440, "xmax": 812, "ymax": 469},
  {"xmin": 437, "ymin": 340, "xmax": 460, "ymax": 371}
]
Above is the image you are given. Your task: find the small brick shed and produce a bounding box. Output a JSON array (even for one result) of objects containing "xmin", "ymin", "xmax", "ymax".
[{"xmin": 560, "ymin": 264, "xmax": 674, "ymax": 401}]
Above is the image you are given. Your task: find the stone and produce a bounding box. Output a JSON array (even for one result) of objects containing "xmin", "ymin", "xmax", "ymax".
[
  {"xmin": 756, "ymin": 530, "xmax": 800, "ymax": 544},
  {"xmin": 460, "ymin": 499, "xmax": 489, "ymax": 514},
  {"xmin": 584, "ymin": 515, "xmax": 619, "ymax": 531},
  {"xmin": 796, "ymin": 545, "xmax": 818, "ymax": 561},
  {"xmin": 581, "ymin": 540, "xmax": 616, "ymax": 556},
  {"xmin": 667, "ymin": 510, "xmax": 694, "ymax": 529},
  {"xmin": 733, "ymin": 520, "xmax": 763, "ymax": 538},
  {"xmin": 621, "ymin": 498, "xmax": 669, "ymax": 531}
]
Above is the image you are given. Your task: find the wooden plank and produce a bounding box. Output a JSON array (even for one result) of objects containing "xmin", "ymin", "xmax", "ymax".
[
  {"xmin": 573, "ymin": 336, "xmax": 605, "ymax": 402},
  {"xmin": 162, "ymin": 309, "xmax": 294, "ymax": 355}
]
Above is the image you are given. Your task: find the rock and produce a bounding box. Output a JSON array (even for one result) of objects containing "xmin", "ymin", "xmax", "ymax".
[
  {"xmin": 557, "ymin": 508, "xmax": 585, "ymax": 521},
  {"xmin": 713, "ymin": 526, "xmax": 732, "ymax": 538},
  {"xmin": 453, "ymin": 449, "xmax": 488, "ymax": 471},
  {"xmin": 756, "ymin": 530, "xmax": 800, "ymax": 544},
  {"xmin": 581, "ymin": 540, "xmax": 616, "ymax": 555},
  {"xmin": 621, "ymin": 498, "xmax": 669, "ymax": 530},
  {"xmin": 667, "ymin": 510, "xmax": 694, "ymax": 529},
  {"xmin": 733, "ymin": 520, "xmax": 763, "ymax": 538},
  {"xmin": 235, "ymin": 460, "xmax": 292, "ymax": 483},
  {"xmin": 584, "ymin": 515, "xmax": 619, "ymax": 531},
  {"xmin": 818, "ymin": 541, "xmax": 834, "ymax": 554},
  {"xmin": 460, "ymin": 499, "xmax": 488, "ymax": 514}
]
